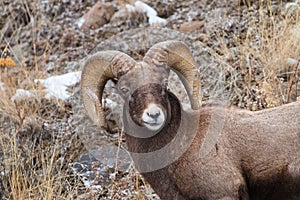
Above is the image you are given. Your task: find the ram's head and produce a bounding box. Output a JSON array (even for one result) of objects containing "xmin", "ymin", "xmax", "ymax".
[{"xmin": 81, "ymin": 40, "xmax": 201, "ymax": 133}]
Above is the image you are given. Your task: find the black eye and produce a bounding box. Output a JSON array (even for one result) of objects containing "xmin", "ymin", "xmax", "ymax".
[{"xmin": 120, "ymin": 87, "xmax": 130, "ymax": 94}]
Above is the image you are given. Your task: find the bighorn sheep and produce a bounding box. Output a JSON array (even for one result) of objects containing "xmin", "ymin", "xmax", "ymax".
[{"xmin": 81, "ymin": 40, "xmax": 300, "ymax": 200}]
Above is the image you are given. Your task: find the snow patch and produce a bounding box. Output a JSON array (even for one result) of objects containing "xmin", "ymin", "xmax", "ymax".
[
  {"xmin": 125, "ymin": 4, "xmax": 136, "ymax": 12},
  {"xmin": 135, "ymin": 1, "xmax": 157, "ymax": 16},
  {"xmin": 148, "ymin": 15, "xmax": 167, "ymax": 26},
  {"xmin": 11, "ymin": 89, "xmax": 36, "ymax": 102},
  {"xmin": 135, "ymin": 1, "xmax": 167, "ymax": 26},
  {"xmin": 35, "ymin": 71, "xmax": 81, "ymax": 100},
  {"xmin": 76, "ymin": 17, "xmax": 85, "ymax": 28},
  {"xmin": 133, "ymin": 1, "xmax": 167, "ymax": 26}
]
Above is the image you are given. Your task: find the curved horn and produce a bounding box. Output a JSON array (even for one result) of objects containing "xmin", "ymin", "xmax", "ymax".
[
  {"xmin": 143, "ymin": 40, "xmax": 201, "ymax": 109},
  {"xmin": 81, "ymin": 51, "xmax": 136, "ymax": 129}
]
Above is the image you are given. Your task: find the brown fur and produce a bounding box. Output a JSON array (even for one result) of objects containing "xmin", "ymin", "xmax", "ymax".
[{"xmin": 125, "ymin": 90, "xmax": 300, "ymax": 200}]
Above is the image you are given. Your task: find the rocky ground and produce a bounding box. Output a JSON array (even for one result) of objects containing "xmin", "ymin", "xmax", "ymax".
[{"xmin": 0, "ymin": 0, "xmax": 299, "ymax": 199}]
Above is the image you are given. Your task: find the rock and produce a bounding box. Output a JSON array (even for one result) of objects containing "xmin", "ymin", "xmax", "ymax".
[
  {"xmin": 81, "ymin": 2, "xmax": 116, "ymax": 30},
  {"xmin": 91, "ymin": 27, "xmax": 192, "ymax": 60},
  {"xmin": 180, "ymin": 21, "xmax": 204, "ymax": 34}
]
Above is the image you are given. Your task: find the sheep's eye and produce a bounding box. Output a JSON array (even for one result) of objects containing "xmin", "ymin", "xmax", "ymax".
[{"xmin": 120, "ymin": 87, "xmax": 130, "ymax": 94}]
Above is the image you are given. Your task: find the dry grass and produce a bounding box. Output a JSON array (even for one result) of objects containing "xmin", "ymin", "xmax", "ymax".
[
  {"xmin": 0, "ymin": 82, "xmax": 87, "ymax": 199},
  {"xmin": 0, "ymin": 70, "xmax": 85, "ymax": 199},
  {"xmin": 240, "ymin": 3, "xmax": 300, "ymax": 107},
  {"xmin": 210, "ymin": 1, "xmax": 300, "ymax": 110},
  {"xmin": 0, "ymin": 1, "xmax": 85, "ymax": 199},
  {"xmin": 0, "ymin": 0, "xmax": 299, "ymax": 199}
]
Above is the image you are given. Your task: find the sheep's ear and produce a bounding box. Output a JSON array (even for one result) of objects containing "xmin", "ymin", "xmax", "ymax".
[{"xmin": 144, "ymin": 40, "xmax": 201, "ymax": 110}]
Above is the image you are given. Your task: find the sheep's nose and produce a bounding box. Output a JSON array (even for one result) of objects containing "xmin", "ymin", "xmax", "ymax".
[
  {"xmin": 145, "ymin": 104, "xmax": 162, "ymax": 120},
  {"xmin": 147, "ymin": 110, "xmax": 160, "ymax": 119}
]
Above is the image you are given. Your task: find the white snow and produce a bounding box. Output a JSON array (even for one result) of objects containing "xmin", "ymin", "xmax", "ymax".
[
  {"xmin": 35, "ymin": 71, "xmax": 81, "ymax": 100},
  {"xmin": 132, "ymin": 1, "xmax": 167, "ymax": 26},
  {"xmin": 135, "ymin": 1, "xmax": 157, "ymax": 17},
  {"xmin": 76, "ymin": 17, "xmax": 85, "ymax": 28},
  {"xmin": 11, "ymin": 89, "xmax": 36, "ymax": 102},
  {"xmin": 9, "ymin": 71, "xmax": 81, "ymax": 102},
  {"xmin": 148, "ymin": 15, "xmax": 167, "ymax": 26},
  {"xmin": 125, "ymin": 4, "xmax": 136, "ymax": 12}
]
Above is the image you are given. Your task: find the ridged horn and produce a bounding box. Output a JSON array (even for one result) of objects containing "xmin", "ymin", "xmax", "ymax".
[
  {"xmin": 81, "ymin": 51, "xmax": 136, "ymax": 129},
  {"xmin": 143, "ymin": 40, "xmax": 201, "ymax": 109}
]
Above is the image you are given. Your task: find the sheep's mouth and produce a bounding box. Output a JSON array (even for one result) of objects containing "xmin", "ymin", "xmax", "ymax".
[
  {"xmin": 143, "ymin": 121, "xmax": 161, "ymax": 126},
  {"xmin": 142, "ymin": 120, "xmax": 164, "ymax": 131}
]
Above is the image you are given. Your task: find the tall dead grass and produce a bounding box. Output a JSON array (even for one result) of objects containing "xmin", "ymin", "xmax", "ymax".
[
  {"xmin": 0, "ymin": 69, "xmax": 85, "ymax": 199},
  {"xmin": 0, "ymin": 1, "xmax": 85, "ymax": 199},
  {"xmin": 217, "ymin": 1, "xmax": 300, "ymax": 110},
  {"xmin": 240, "ymin": 1, "xmax": 300, "ymax": 107}
]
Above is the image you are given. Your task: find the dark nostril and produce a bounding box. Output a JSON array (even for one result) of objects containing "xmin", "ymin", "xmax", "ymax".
[{"xmin": 147, "ymin": 111, "xmax": 160, "ymax": 119}]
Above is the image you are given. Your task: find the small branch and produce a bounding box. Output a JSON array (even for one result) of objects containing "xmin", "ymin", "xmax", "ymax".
[{"xmin": 13, "ymin": 101, "xmax": 26, "ymax": 145}]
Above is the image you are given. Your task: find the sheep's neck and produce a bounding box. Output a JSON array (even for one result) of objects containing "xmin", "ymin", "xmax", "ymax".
[{"xmin": 125, "ymin": 92, "xmax": 182, "ymax": 153}]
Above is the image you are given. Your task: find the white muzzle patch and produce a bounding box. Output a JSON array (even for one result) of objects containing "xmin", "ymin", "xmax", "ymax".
[{"xmin": 142, "ymin": 104, "xmax": 165, "ymax": 131}]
